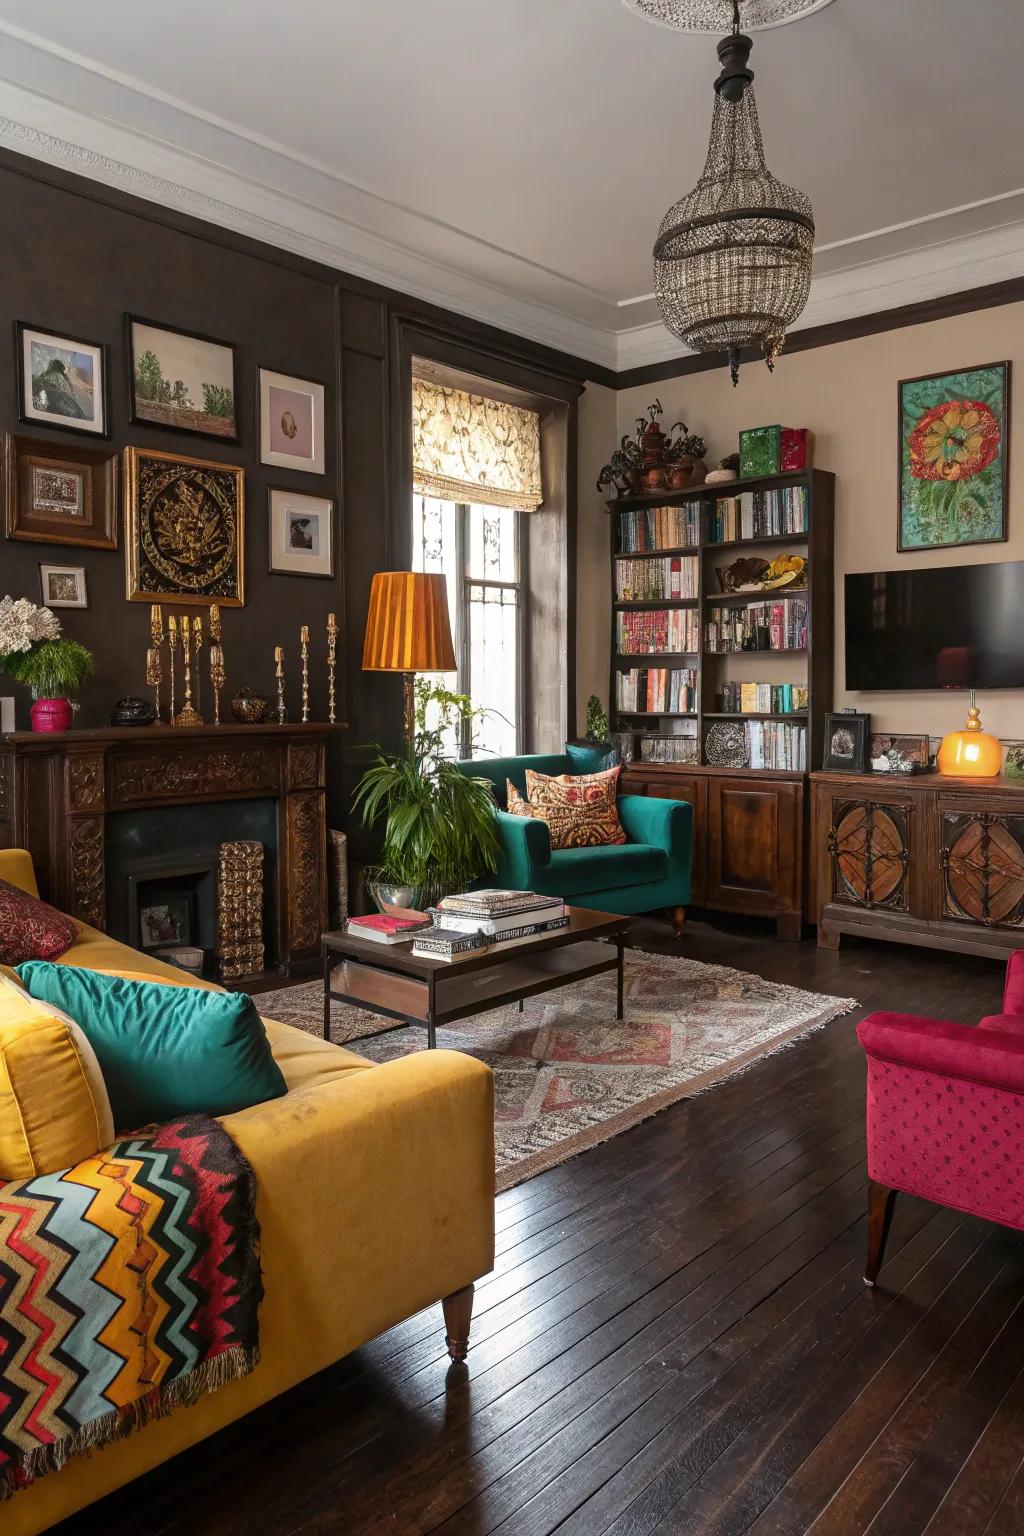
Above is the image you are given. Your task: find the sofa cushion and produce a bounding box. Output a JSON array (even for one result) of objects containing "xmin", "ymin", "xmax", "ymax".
[
  {"xmin": 508, "ymin": 766, "xmax": 626, "ymax": 851},
  {"xmin": 17, "ymin": 961, "xmax": 288, "ymax": 1131},
  {"xmin": 565, "ymin": 741, "xmax": 615, "ymax": 774},
  {"xmin": 548, "ymin": 841, "xmax": 668, "ymax": 895},
  {"xmin": 0, "ymin": 970, "xmax": 115, "ymax": 1179},
  {"xmin": 0, "ymin": 877, "xmax": 78, "ymax": 966}
]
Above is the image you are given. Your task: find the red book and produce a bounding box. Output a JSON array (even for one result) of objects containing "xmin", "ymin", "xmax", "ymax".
[{"xmin": 347, "ymin": 912, "xmax": 432, "ymax": 945}]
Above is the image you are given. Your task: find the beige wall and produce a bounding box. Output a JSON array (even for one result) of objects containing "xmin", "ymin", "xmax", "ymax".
[
  {"xmin": 609, "ymin": 301, "xmax": 1024, "ymax": 742},
  {"xmin": 576, "ymin": 378, "xmax": 617, "ymax": 730}
]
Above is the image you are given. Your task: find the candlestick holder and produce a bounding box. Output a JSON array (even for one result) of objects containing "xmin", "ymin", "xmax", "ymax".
[
  {"xmin": 174, "ymin": 615, "xmax": 204, "ymax": 727},
  {"xmin": 146, "ymin": 646, "xmax": 162, "ymax": 721},
  {"xmin": 167, "ymin": 615, "xmax": 178, "ymax": 724},
  {"xmin": 300, "ymin": 625, "xmax": 310, "ymax": 723},
  {"xmin": 150, "ymin": 605, "xmax": 165, "ymax": 722},
  {"xmin": 327, "ymin": 612, "xmax": 338, "ymax": 725},
  {"xmin": 210, "ymin": 644, "xmax": 225, "ymax": 726},
  {"xmin": 191, "ymin": 615, "xmax": 204, "ymax": 713},
  {"xmin": 275, "ymin": 646, "xmax": 287, "ymax": 724}
]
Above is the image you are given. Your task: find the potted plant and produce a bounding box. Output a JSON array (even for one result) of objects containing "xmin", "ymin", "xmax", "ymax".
[
  {"xmin": 0, "ymin": 597, "xmax": 95, "ymax": 732},
  {"xmin": 353, "ymin": 678, "xmax": 501, "ymax": 911}
]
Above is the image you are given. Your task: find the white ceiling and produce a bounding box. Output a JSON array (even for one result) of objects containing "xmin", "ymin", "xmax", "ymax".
[{"xmin": 1, "ymin": 0, "xmax": 1022, "ymax": 371}]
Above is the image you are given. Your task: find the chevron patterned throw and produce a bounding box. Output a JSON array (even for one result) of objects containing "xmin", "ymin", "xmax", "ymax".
[{"xmin": 0, "ymin": 1115, "xmax": 261, "ymax": 1498}]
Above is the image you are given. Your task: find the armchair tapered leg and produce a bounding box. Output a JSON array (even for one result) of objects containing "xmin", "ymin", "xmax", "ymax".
[
  {"xmin": 442, "ymin": 1283, "xmax": 475, "ymax": 1361},
  {"xmin": 865, "ymin": 1180, "xmax": 897, "ymax": 1286},
  {"xmin": 670, "ymin": 906, "xmax": 686, "ymax": 938}
]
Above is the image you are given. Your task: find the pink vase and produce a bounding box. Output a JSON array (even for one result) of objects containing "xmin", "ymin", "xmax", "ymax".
[{"xmin": 30, "ymin": 698, "xmax": 73, "ymax": 733}]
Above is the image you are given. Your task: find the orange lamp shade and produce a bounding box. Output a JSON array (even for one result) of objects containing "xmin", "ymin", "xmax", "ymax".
[
  {"xmin": 937, "ymin": 695, "xmax": 1002, "ymax": 778},
  {"xmin": 362, "ymin": 571, "xmax": 456, "ymax": 674}
]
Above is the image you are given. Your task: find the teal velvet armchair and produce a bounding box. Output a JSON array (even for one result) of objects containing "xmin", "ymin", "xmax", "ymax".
[{"xmin": 455, "ymin": 752, "xmax": 692, "ymax": 932}]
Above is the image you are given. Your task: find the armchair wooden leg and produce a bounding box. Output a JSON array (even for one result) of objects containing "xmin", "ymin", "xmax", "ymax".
[
  {"xmin": 670, "ymin": 906, "xmax": 686, "ymax": 939},
  {"xmin": 865, "ymin": 1180, "xmax": 897, "ymax": 1287},
  {"xmin": 442, "ymin": 1283, "xmax": 475, "ymax": 1362}
]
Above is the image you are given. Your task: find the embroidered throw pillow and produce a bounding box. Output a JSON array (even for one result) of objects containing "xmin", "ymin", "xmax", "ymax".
[
  {"xmin": 0, "ymin": 879, "xmax": 78, "ymax": 967},
  {"xmin": 506, "ymin": 765, "xmax": 626, "ymax": 851}
]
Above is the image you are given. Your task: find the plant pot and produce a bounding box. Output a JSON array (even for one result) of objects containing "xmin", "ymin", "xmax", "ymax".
[
  {"xmin": 643, "ymin": 466, "xmax": 667, "ymax": 492},
  {"xmin": 30, "ymin": 697, "xmax": 73, "ymax": 733}
]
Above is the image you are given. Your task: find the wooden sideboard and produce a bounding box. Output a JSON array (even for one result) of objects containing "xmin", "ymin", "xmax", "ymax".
[
  {"xmin": 810, "ymin": 770, "xmax": 1024, "ymax": 959},
  {"xmin": 0, "ymin": 723, "xmax": 342, "ymax": 980},
  {"xmin": 622, "ymin": 762, "xmax": 805, "ymax": 940}
]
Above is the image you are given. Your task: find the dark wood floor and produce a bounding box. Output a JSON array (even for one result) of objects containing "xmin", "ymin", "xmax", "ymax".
[{"xmin": 58, "ymin": 915, "xmax": 1024, "ymax": 1536}]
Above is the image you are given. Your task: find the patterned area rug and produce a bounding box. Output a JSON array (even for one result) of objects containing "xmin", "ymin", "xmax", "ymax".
[{"xmin": 258, "ymin": 952, "xmax": 856, "ymax": 1192}]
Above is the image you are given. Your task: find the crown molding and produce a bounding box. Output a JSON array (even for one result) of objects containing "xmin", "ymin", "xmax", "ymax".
[{"xmin": 1, "ymin": 71, "xmax": 1023, "ymax": 383}]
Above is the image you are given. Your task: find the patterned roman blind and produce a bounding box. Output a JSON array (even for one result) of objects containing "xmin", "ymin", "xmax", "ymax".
[{"xmin": 412, "ymin": 376, "xmax": 543, "ymax": 511}]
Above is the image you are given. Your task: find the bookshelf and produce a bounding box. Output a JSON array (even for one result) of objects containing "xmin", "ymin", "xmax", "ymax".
[{"xmin": 608, "ymin": 469, "xmax": 835, "ymax": 775}]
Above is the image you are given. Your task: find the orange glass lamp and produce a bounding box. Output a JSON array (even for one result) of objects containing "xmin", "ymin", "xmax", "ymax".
[
  {"xmin": 362, "ymin": 571, "xmax": 456, "ymax": 740},
  {"xmin": 937, "ymin": 691, "xmax": 1002, "ymax": 778}
]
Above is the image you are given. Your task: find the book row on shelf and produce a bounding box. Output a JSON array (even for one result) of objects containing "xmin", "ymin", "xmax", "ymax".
[
  {"xmin": 716, "ymin": 681, "xmax": 809, "ymax": 715},
  {"xmin": 615, "ymin": 485, "xmax": 810, "ymax": 555},
  {"xmin": 704, "ymin": 596, "xmax": 808, "ymax": 653},
  {"xmin": 707, "ymin": 485, "xmax": 808, "ymax": 542},
  {"xmin": 618, "ymin": 502, "xmax": 703, "ymax": 553},
  {"xmin": 616, "ymin": 555, "xmax": 697, "ymax": 601},
  {"xmin": 745, "ymin": 720, "xmax": 807, "ymax": 771},
  {"xmin": 617, "ymin": 608, "xmax": 700, "ymax": 656},
  {"xmin": 612, "ymin": 730, "xmax": 699, "ymax": 765},
  {"xmin": 616, "ymin": 666, "xmax": 697, "ymax": 715}
]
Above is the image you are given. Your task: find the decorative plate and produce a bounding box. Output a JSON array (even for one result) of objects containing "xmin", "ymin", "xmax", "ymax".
[{"xmin": 705, "ymin": 722, "xmax": 749, "ymax": 768}]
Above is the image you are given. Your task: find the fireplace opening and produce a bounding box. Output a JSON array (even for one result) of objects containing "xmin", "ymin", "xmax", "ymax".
[{"xmin": 127, "ymin": 859, "xmax": 216, "ymax": 973}]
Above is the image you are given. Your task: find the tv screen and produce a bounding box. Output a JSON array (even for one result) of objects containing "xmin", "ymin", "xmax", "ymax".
[{"xmin": 845, "ymin": 561, "xmax": 1024, "ymax": 691}]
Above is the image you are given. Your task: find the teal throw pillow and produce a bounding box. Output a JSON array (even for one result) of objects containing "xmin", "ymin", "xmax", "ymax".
[
  {"xmin": 565, "ymin": 740, "xmax": 618, "ymax": 774},
  {"xmin": 16, "ymin": 962, "xmax": 287, "ymax": 1130}
]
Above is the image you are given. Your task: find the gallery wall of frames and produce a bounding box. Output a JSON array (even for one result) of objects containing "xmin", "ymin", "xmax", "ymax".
[{"xmin": 0, "ymin": 146, "xmax": 590, "ymax": 827}]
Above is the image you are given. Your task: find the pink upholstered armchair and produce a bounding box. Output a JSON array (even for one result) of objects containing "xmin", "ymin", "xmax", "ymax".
[{"xmin": 857, "ymin": 949, "xmax": 1024, "ymax": 1285}]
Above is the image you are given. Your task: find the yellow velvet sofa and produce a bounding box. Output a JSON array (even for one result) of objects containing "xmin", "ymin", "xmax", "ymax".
[{"xmin": 0, "ymin": 849, "xmax": 495, "ymax": 1536}]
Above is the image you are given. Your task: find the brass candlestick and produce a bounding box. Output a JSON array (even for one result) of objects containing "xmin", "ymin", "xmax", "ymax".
[
  {"xmin": 327, "ymin": 611, "xmax": 338, "ymax": 725},
  {"xmin": 275, "ymin": 646, "xmax": 287, "ymax": 724},
  {"xmin": 150, "ymin": 604, "xmax": 165, "ymax": 721},
  {"xmin": 191, "ymin": 615, "xmax": 204, "ymax": 713},
  {"xmin": 146, "ymin": 646, "xmax": 162, "ymax": 721},
  {"xmin": 210, "ymin": 644, "xmax": 225, "ymax": 726},
  {"xmin": 174, "ymin": 615, "xmax": 204, "ymax": 727},
  {"xmin": 167, "ymin": 614, "xmax": 178, "ymax": 724},
  {"xmin": 300, "ymin": 625, "xmax": 310, "ymax": 723}
]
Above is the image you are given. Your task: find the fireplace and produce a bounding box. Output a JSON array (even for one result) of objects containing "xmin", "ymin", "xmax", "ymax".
[{"xmin": 0, "ymin": 723, "xmax": 338, "ymax": 983}]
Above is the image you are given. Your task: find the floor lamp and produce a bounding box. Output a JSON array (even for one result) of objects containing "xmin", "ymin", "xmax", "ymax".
[{"xmin": 362, "ymin": 571, "xmax": 457, "ymax": 741}]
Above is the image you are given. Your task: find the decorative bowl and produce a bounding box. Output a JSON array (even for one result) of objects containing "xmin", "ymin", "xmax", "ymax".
[{"xmin": 231, "ymin": 688, "xmax": 273, "ymax": 725}]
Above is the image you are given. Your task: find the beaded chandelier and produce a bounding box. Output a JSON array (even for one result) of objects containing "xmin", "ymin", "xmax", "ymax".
[{"xmin": 631, "ymin": 0, "xmax": 820, "ymax": 383}]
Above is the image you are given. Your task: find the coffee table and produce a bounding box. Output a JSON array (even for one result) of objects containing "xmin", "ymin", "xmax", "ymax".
[{"xmin": 321, "ymin": 907, "xmax": 634, "ymax": 1048}]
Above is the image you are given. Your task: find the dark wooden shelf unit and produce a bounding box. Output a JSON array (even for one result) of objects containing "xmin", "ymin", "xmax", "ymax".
[{"xmin": 609, "ymin": 468, "xmax": 835, "ymax": 939}]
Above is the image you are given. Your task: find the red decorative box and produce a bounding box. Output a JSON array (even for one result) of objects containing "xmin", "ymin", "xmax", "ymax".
[{"xmin": 780, "ymin": 427, "xmax": 813, "ymax": 472}]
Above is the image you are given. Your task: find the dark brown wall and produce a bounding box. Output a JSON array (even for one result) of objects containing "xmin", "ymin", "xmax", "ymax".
[{"xmin": 0, "ymin": 148, "xmax": 591, "ymax": 833}]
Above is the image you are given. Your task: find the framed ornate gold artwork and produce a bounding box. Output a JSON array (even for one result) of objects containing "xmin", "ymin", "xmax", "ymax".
[{"xmin": 124, "ymin": 446, "xmax": 245, "ymax": 606}]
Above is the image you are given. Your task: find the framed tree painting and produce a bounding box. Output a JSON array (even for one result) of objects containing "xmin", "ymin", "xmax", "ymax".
[
  {"xmin": 124, "ymin": 446, "xmax": 245, "ymax": 606},
  {"xmin": 898, "ymin": 361, "xmax": 1010, "ymax": 551},
  {"xmin": 128, "ymin": 317, "xmax": 238, "ymax": 442}
]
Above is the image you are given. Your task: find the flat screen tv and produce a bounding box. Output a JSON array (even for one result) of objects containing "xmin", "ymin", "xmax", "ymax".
[{"xmin": 845, "ymin": 561, "xmax": 1024, "ymax": 691}]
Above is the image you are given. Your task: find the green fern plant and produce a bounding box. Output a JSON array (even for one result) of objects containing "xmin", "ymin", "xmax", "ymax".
[
  {"xmin": 353, "ymin": 679, "xmax": 501, "ymax": 900},
  {"xmin": 2, "ymin": 639, "xmax": 95, "ymax": 699}
]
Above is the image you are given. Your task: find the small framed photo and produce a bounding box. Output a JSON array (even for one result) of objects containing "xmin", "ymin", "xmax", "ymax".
[
  {"xmin": 128, "ymin": 316, "xmax": 238, "ymax": 441},
  {"xmin": 4, "ymin": 433, "xmax": 118, "ymax": 549},
  {"xmin": 39, "ymin": 563, "xmax": 88, "ymax": 609},
  {"xmin": 869, "ymin": 732, "xmax": 932, "ymax": 775},
  {"xmin": 823, "ymin": 711, "xmax": 869, "ymax": 774},
  {"xmin": 268, "ymin": 488, "xmax": 334, "ymax": 577},
  {"xmin": 139, "ymin": 895, "xmax": 194, "ymax": 951},
  {"xmin": 15, "ymin": 322, "xmax": 109, "ymax": 437},
  {"xmin": 258, "ymin": 367, "xmax": 325, "ymax": 474}
]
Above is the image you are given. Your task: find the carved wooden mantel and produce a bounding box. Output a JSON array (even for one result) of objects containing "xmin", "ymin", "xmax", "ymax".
[{"xmin": 0, "ymin": 722, "xmax": 344, "ymax": 979}]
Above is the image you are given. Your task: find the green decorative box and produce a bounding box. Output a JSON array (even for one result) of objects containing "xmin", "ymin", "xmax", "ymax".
[{"xmin": 739, "ymin": 425, "xmax": 781, "ymax": 479}]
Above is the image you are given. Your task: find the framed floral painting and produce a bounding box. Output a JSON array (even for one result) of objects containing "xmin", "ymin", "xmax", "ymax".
[{"xmin": 898, "ymin": 361, "xmax": 1010, "ymax": 551}]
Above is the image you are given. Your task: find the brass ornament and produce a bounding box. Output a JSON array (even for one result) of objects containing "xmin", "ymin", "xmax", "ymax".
[
  {"xmin": 124, "ymin": 446, "xmax": 245, "ymax": 606},
  {"xmin": 327, "ymin": 611, "xmax": 337, "ymax": 725},
  {"xmin": 275, "ymin": 646, "xmax": 287, "ymax": 724},
  {"xmin": 217, "ymin": 839, "xmax": 265, "ymax": 981},
  {"xmin": 300, "ymin": 625, "xmax": 310, "ymax": 724}
]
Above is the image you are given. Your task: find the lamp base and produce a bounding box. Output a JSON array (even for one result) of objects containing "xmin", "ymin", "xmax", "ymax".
[{"xmin": 403, "ymin": 673, "xmax": 415, "ymax": 744}]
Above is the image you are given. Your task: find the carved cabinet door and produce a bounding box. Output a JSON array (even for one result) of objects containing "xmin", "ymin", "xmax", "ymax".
[
  {"xmin": 942, "ymin": 811, "xmax": 1024, "ymax": 927},
  {"xmin": 828, "ymin": 799, "xmax": 910, "ymax": 911}
]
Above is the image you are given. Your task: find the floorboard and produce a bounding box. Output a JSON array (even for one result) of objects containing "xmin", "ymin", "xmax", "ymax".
[{"xmin": 52, "ymin": 912, "xmax": 1018, "ymax": 1536}]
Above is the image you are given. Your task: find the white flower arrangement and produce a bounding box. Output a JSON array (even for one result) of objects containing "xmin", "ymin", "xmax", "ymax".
[{"xmin": 0, "ymin": 597, "xmax": 62, "ymax": 658}]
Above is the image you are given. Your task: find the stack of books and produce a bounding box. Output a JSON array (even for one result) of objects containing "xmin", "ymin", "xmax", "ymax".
[
  {"xmin": 346, "ymin": 910, "xmax": 432, "ymax": 945},
  {"xmin": 617, "ymin": 666, "xmax": 696, "ymax": 714},
  {"xmin": 615, "ymin": 555, "xmax": 697, "ymax": 601},
  {"xmin": 617, "ymin": 609, "xmax": 700, "ymax": 656},
  {"xmin": 411, "ymin": 890, "xmax": 569, "ymax": 962},
  {"xmin": 617, "ymin": 503, "xmax": 705, "ymax": 552},
  {"xmin": 717, "ymin": 681, "xmax": 809, "ymax": 715},
  {"xmin": 704, "ymin": 597, "xmax": 808, "ymax": 653},
  {"xmin": 706, "ymin": 486, "xmax": 808, "ymax": 543}
]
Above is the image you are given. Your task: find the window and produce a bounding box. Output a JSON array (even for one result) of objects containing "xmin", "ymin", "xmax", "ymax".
[{"xmin": 412, "ymin": 494, "xmax": 523, "ymax": 758}]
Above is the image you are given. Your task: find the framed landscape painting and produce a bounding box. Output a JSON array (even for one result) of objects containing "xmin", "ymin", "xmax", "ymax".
[
  {"xmin": 898, "ymin": 361, "xmax": 1010, "ymax": 551},
  {"xmin": 15, "ymin": 322, "xmax": 108, "ymax": 436},
  {"xmin": 129, "ymin": 317, "xmax": 238, "ymax": 441}
]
